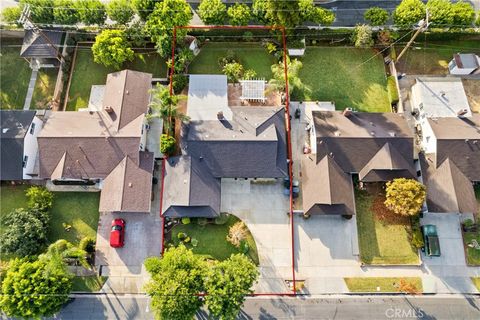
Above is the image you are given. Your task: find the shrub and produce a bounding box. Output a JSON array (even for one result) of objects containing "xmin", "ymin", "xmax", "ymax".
[
  {"xmin": 1, "ymin": 7, "xmax": 21, "ymax": 23},
  {"xmin": 177, "ymin": 232, "xmax": 186, "ymax": 240},
  {"xmin": 244, "ymin": 69, "xmax": 257, "ymax": 80},
  {"xmin": 144, "ymin": 256, "xmax": 162, "ymax": 274},
  {"xmin": 385, "ymin": 178, "xmax": 426, "ymax": 216},
  {"xmin": 223, "ymin": 62, "xmax": 244, "ymax": 84},
  {"xmin": 197, "ymin": 217, "xmax": 208, "ymax": 226},
  {"xmin": 218, "ymin": 49, "xmax": 238, "ymax": 68},
  {"xmin": 264, "ymin": 42, "xmax": 277, "ymax": 54},
  {"xmin": 107, "ymin": 0, "xmax": 134, "ymax": 24},
  {"xmin": 214, "ymin": 213, "xmax": 229, "ymax": 225},
  {"xmin": 191, "ymin": 238, "xmax": 199, "ymax": 247},
  {"xmin": 79, "ymin": 237, "xmax": 96, "ymax": 253},
  {"xmin": 411, "ymin": 228, "xmax": 424, "ymax": 249},
  {"xmin": 198, "ymin": 0, "xmax": 227, "ymax": 25},
  {"xmin": 172, "ymin": 74, "xmax": 188, "ymax": 94},
  {"xmin": 387, "ymin": 76, "xmax": 399, "ymax": 104},
  {"xmin": 184, "ymin": 236, "xmax": 191, "ymax": 243},
  {"xmin": 352, "ymin": 24, "xmax": 374, "ymax": 48},
  {"xmin": 182, "ymin": 217, "xmax": 191, "ymax": 225},
  {"xmin": 227, "ymin": 221, "xmax": 248, "ymax": 248},
  {"xmin": 239, "ymin": 240, "xmax": 249, "ymax": 254},
  {"xmin": 227, "ymin": 2, "xmax": 251, "ymax": 26},
  {"xmin": 26, "ymin": 186, "xmax": 53, "ymax": 213},
  {"xmin": 364, "ymin": 7, "xmax": 389, "ymax": 26},
  {"xmin": 160, "ymin": 134, "xmax": 176, "ymax": 155}
]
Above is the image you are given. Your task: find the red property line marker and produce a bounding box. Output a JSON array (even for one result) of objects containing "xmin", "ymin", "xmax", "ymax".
[{"xmin": 161, "ymin": 25, "xmax": 296, "ymax": 296}]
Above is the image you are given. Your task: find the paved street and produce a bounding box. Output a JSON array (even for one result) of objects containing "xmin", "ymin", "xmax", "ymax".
[{"xmin": 52, "ymin": 294, "xmax": 480, "ymax": 319}]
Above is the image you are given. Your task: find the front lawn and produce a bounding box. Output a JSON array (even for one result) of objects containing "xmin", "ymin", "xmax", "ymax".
[
  {"xmin": 0, "ymin": 39, "xmax": 32, "ymax": 109},
  {"xmin": 188, "ymin": 42, "xmax": 275, "ymax": 80},
  {"xmin": 344, "ymin": 277, "xmax": 422, "ymax": 293},
  {"xmin": 355, "ymin": 189, "xmax": 419, "ymax": 265},
  {"xmin": 72, "ymin": 276, "xmax": 108, "ymax": 292},
  {"xmin": 66, "ymin": 49, "xmax": 167, "ymax": 111},
  {"xmin": 169, "ymin": 215, "xmax": 259, "ymax": 264},
  {"xmin": 295, "ymin": 47, "xmax": 391, "ymax": 112},
  {"xmin": 396, "ymin": 40, "xmax": 480, "ymax": 75}
]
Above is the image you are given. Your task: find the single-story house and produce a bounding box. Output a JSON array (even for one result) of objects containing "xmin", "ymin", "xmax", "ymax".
[
  {"xmin": 301, "ymin": 110, "xmax": 416, "ymax": 217},
  {"xmin": 37, "ymin": 70, "xmax": 155, "ymax": 213},
  {"xmin": 0, "ymin": 110, "xmax": 43, "ymax": 180}
]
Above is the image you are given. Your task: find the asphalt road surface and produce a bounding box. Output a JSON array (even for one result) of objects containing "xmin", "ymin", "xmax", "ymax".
[{"xmin": 49, "ymin": 294, "xmax": 480, "ymax": 320}]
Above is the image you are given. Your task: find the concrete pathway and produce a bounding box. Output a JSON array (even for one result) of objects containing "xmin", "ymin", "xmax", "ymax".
[
  {"xmin": 23, "ymin": 69, "xmax": 38, "ymax": 110},
  {"xmin": 146, "ymin": 118, "xmax": 163, "ymax": 159}
]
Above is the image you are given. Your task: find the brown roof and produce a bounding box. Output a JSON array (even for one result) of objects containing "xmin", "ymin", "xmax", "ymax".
[
  {"xmin": 428, "ymin": 115, "xmax": 480, "ymax": 181},
  {"xmin": 421, "ymin": 154, "xmax": 477, "ymax": 213},
  {"xmin": 103, "ymin": 70, "xmax": 152, "ymax": 131},
  {"xmin": 302, "ymin": 155, "xmax": 355, "ymax": 216},
  {"xmin": 99, "ymin": 152, "xmax": 154, "ymax": 213},
  {"xmin": 359, "ymin": 142, "xmax": 416, "ymax": 182}
]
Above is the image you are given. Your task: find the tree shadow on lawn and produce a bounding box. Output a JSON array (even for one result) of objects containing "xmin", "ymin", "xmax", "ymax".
[{"xmin": 352, "ymin": 83, "xmax": 391, "ymax": 113}]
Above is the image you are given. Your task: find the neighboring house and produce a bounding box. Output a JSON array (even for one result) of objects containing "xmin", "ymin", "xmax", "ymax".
[
  {"xmin": 301, "ymin": 110, "xmax": 415, "ymax": 218},
  {"xmin": 162, "ymin": 75, "xmax": 288, "ymax": 218},
  {"xmin": 0, "ymin": 110, "xmax": 43, "ymax": 181},
  {"xmin": 419, "ymin": 115, "xmax": 480, "ymax": 214},
  {"xmin": 20, "ymin": 29, "xmax": 63, "ymax": 69},
  {"xmin": 37, "ymin": 70, "xmax": 155, "ymax": 213},
  {"xmin": 448, "ymin": 54, "xmax": 480, "ymax": 75}
]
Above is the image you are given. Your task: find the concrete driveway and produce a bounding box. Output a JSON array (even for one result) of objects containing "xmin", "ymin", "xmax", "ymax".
[
  {"xmin": 221, "ymin": 178, "xmax": 292, "ymax": 293},
  {"xmin": 95, "ymin": 212, "xmax": 162, "ymax": 293}
]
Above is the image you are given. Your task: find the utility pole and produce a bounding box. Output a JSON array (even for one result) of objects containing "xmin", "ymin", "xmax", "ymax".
[
  {"xmin": 396, "ymin": 9, "xmax": 430, "ymax": 62},
  {"xmin": 18, "ymin": 4, "xmax": 63, "ymax": 61}
]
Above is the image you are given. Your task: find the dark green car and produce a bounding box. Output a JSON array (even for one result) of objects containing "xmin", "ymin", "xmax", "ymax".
[{"xmin": 422, "ymin": 224, "xmax": 441, "ymax": 257}]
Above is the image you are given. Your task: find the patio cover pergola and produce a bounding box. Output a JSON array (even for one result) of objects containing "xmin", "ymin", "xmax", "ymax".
[{"xmin": 240, "ymin": 79, "xmax": 266, "ymax": 102}]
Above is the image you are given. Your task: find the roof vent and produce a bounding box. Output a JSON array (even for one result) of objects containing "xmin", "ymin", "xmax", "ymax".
[
  {"xmin": 217, "ymin": 111, "xmax": 224, "ymax": 120},
  {"xmin": 440, "ymin": 90, "xmax": 446, "ymax": 98},
  {"xmin": 105, "ymin": 106, "xmax": 114, "ymax": 113},
  {"xmin": 329, "ymin": 152, "xmax": 334, "ymax": 157},
  {"xmin": 199, "ymin": 156, "xmax": 203, "ymax": 161},
  {"xmin": 457, "ymin": 108, "xmax": 468, "ymax": 117},
  {"xmin": 370, "ymin": 131, "xmax": 375, "ymax": 136},
  {"xmin": 2, "ymin": 128, "xmax": 9, "ymax": 134},
  {"xmin": 342, "ymin": 107, "xmax": 353, "ymax": 117},
  {"xmin": 128, "ymin": 182, "xmax": 133, "ymax": 188},
  {"xmin": 465, "ymin": 139, "xmax": 469, "ymax": 143},
  {"xmin": 389, "ymin": 131, "xmax": 396, "ymax": 137},
  {"xmin": 125, "ymin": 90, "xmax": 129, "ymax": 95},
  {"xmin": 334, "ymin": 131, "xmax": 341, "ymax": 136}
]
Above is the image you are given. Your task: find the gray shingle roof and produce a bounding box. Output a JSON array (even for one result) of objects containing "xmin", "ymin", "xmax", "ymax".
[
  {"xmin": 20, "ymin": 29, "xmax": 63, "ymax": 58},
  {"xmin": 0, "ymin": 111, "xmax": 35, "ymax": 180}
]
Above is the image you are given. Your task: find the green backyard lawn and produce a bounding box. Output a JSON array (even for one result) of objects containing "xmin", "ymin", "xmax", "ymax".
[
  {"xmin": 396, "ymin": 39, "xmax": 480, "ymax": 75},
  {"xmin": 188, "ymin": 42, "xmax": 275, "ymax": 80},
  {"xmin": 31, "ymin": 69, "xmax": 58, "ymax": 109},
  {"xmin": 0, "ymin": 185, "xmax": 100, "ymax": 245},
  {"xmin": 66, "ymin": 49, "xmax": 167, "ymax": 111},
  {"xmin": 170, "ymin": 215, "xmax": 259, "ymax": 264},
  {"xmin": 344, "ymin": 277, "xmax": 422, "ymax": 293},
  {"xmin": 295, "ymin": 47, "xmax": 391, "ymax": 112},
  {"xmin": 355, "ymin": 190, "xmax": 419, "ymax": 265},
  {"xmin": 0, "ymin": 40, "xmax": 32, "ymax": 109}
]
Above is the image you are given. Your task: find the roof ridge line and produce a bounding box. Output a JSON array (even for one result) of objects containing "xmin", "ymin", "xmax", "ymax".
[
  {"xmin": 119, "ymin": 156, "xmax": 129, "ymax": 211},
  {"xmin": 116, "ymin": 71, "xmax": 129, "ymax": 131}
]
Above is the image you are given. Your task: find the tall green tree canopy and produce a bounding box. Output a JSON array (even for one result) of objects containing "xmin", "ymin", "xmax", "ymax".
[
  {"xmin": 107, "ymin": 0, "xmax": 134, "ymax": 25},
  {"xmin": 146, "ymin": 0, "xmax": 192, "ymax": 57},
  {"xmin": 299, "ymin": 0, "xmax": 335, "ymax": 25},
  {"xmin": 198, "ymin": 0, "xmax": 227, "ymax": 25},
  {"xmin": 364, "ymin": 7, "xmax": 389, "ymax": 26},
  {"xmin": 148, "ymin": 84, "xmax": 189, "ymax": 135},
  {"xmin": 20, "ymin": 0, "xmax": 54, "ymax": 24},
  {"xmin": 132, "ymin": 0, "xmax": 156, "ymax": 21},
  {"xmin": 26, "ymin": 186, "xmax": 53, "ymax": 212},
  {"xmin": 92, "ymin": 29, "xmax": 134, "ymax": 69},
  {"xmin": 76, "ymin": 0, "xmax": 106, "ymax": 25},
  {"xmin": 352, "ymin": 24, "xmax": 374, "ymax": 48},
  {"xmin": 53, "ymin": 0, "xmax": 80, "ymax": 25},
  {"xmin": 264, "ymin": 0, "xmax": 302, "ymax": 29},
  {"xmin": 228, "ymin": 3, "xmax": 251, "ymax": 26},
  {"xmin": 205, "ymin": 254, "xmax": 259, "ymax": 320},
  {"xmin": 451, "ymin": 1, "xmax": 475, "ymax": 27},
  {"xmin": 1, "ymin": 6, "xmax": 21, "ymax": 23},
  {"xmin": 144, "ymin": 246, "xmax": 205, "ymax": 320},
  {"xmin": 0, "ymin": 258, "xmax": 72, "ymax": 318},
  {"xmin": 393, "ymin": 0, "xmax": 426, "ymax": 28},
  {"xmin": 252, "ymin": 0, "xmax": 268, "ymax": 23},
  {"xmin": 426, "ymin": 0, "xmax": 454, "ymax": 27},
  {"xmin": 384, "ymin": 178, "xmax": 426, "ymax": 216},
  {"xmin": 270, "ymin": 57, "xmax": 310, "ymax": 96}
]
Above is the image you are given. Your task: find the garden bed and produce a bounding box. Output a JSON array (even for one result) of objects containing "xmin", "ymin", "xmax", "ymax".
[
  {"xmin": 355, "ymin": 189, "xmax": 420, "ymax": 265},
  {"xmin": 168, "ymin": 215, "xmax": 259, "ymax": 265},
  {"xmin": 344, "ymin": 277, "xmax": 422, "ymax": 293}
]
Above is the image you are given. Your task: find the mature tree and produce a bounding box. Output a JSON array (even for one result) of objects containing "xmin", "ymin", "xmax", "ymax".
[
  {"xmin": 364, "ymin": 7, "xmax": 389, "ymax": 26},
  {"xmin": 20, "ymin": 0, "xmax": 54, "ymax": 24},
  {"xmin": 451, "ymin": 1, "xmax": 475, "ymax": 27},
  {"xmin": 0, "ymin": 258, "xmax": 72, "ymax": 318},
  {"xmin": 352, "ymin": 24, "xmax": 374, "ymax": 48},
  {"xmin": 126, "ymin": 20, "xmax": 148, "ymax": 47},
  {"xmin": 393, "ymin": 0, "xmax": 426, "ymax": 28},
  {"xmin": 148, "ymin": 84, "xmax": 189, "ymax": 135},
  {"xmin": 107, "ymin": 0, "xmax": 134, "ymax": 25},
  {"xmin": 40, "ymin": 239, "xmax": 89, "ymax": 268},
  {"xmin": 132, "ymin": 0, "xmax": 156, "ymax": 21},
  {"xmin": 252, "ymin": 0, "xmax": 268, "ymax": 24},
  {"xmin": 426, "ymin": 0, "xmax": 454, "ymax": 27},
  {"xmin": 228, "ymin": 3, "xmax": 251, "ymax": 26},
  {"xmin": 205, "ymin": 254, "xmax": 259, "ymax": 320},
  {"xmin": 53, "ymin": 0, "xmax": 80, "ymax": 25},
  {"xmin": 198, "ymin": 0, "xmax": 227, "ymax": 25},
  {"xmin": 146, "ymin": 0, "xmax": 192, "ymax": 57},
  {"xmin": 270, "ymin": 57, "xmax": 310, "ymax": 96},
  {"xmin": 299, "ymin": 0, "xmax": 335, "ymax": 25},
  {"xmin": 76, "ymin": 0, "xmax": 106, "ymax": 25},
  {"xmin": 384, "ymin": 178, "xmax": 426, "ymax": 216},
  {"xmin": 92, "ymin": 29, "xmax": 134, "ymax": 69},
  {"xmin": 223, "ymin": 62, "xmax": 244, "ymax": 84},
  {"xmin": 26, "ymin": 186, "xmax": 53, "ymax": 213},
  {"xmin": 264, "ymin": 0, "xmax": 303, "ymax": 29},
  {"xmin": 144, "ymin": 246, "xmax": 206, "ymax": 320},
  {"xmin": 1, "ymin": 208, "xmax": 48, "ymax": 257},
  {"xmin": 1, "ymin": 7, "xmax": 21, "ymax": 23}
]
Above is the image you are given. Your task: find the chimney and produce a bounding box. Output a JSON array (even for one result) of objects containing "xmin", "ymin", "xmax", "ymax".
[
  {"xmin": 217, "ymin": 111, "xmax": 224, "ymax": 120},
  {"xmin": 342, "ymin": 107, "xmax": 353, "ymax": 117},
  {"xmin": 105, "ymin": 106, "xmax": 114, "ymax": 113},
  {"xmin": 457, "ymin": 108, "xmax": 468, "ymax": 117}
]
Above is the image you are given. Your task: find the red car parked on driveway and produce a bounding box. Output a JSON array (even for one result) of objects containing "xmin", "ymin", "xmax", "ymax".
[{"xmin": 110, "ymin": 219, "xmax": 125, "ymax": 248}]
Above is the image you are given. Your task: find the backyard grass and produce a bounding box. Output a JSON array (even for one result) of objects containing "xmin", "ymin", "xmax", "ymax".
[
  {"xmin": 355, "ymin": 190, "xmax": 419, "ymax": 265},
  {"xmin": 396, "ymin": 40, "xmax": 480, "ymax": 75},
  {"xmin": 472, "ymin": 277, "xmax": 480, "ymax": 292},
  {"xmin": 344, "ymin": 277, "xmax": 422, "ymax": 293},
  {"xmin": 295, "ymin": 47, "xmax": 391, "ymax": 112},
  {"xmin": 72, "ymin": 276, "xmax": 108, "ymax": 292},
  {"xmin": 0, "ymin": 40, "xmax": 32, "ymax": 109},
  {"xmin": 31, "ymin": 68, "xmax": 58, "ymax": 109},
  {"xmin": 0, "ymin": 185, "xmax": 29, "ymax": 234},
  {"xmin": 188, "ymin": 42, "xmax": 275, "ymax": 80},
  {"xmin": 66, "ymin": 49, "xmax": 167, "ymax": 111},
  {"xmin": 170, "ymin": 215, "xmax": 259, "ymax": 264}
]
